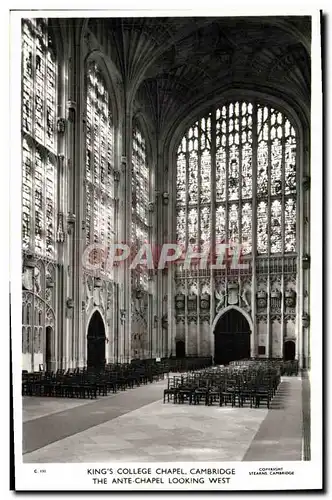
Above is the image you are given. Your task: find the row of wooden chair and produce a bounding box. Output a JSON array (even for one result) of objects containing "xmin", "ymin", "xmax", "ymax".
[
  {"xmin": 163, "ymin": 362, "xmax": 281, "ymax": 409},
  {"xmin": 22, "ymin": 357, "xmax": 212, "ymax": 399},
  {"xmin": 230, "ymin": 358, "xmax": 299, "ymax": 376}
]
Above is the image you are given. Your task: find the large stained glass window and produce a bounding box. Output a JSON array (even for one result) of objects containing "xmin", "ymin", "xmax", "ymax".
[
  {"xmin": 85, "ymin": 62, "xmax": 115, "ymax": 266},
  {"xmin": 132, "ymin": 124, "xmax": 150, "ymax": 290},
  {"xmin": 176, "ymin": 101, "xmax": 297, "ymax": 258},
  {"xmin": 21, "ymin": 19, "xmax": 57, "ymax": 259}
]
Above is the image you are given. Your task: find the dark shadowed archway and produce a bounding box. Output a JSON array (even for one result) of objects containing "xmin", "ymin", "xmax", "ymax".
[
  {"xmin": 284, "ymin": 340, "xmax": 296, "ymax": 361},
  {"xmin": 214, "ymin": 308, "xmax": 251, "ymax": 365},
  {"xmin": 87, "ymin": 310, "xmax": 106, "ymax": 370},
  {"xmin": 176, "ymin": 340, "xmax": 185, "ymax": 358},
  {"xmin": 45, "ymin": 326, "xmax": 53, "ymax": 372}
]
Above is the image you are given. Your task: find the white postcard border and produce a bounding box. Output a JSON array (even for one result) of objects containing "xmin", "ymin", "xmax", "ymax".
[{"xmin": 10, "ymin": 5, "xmax": 323, "ymax": 492}]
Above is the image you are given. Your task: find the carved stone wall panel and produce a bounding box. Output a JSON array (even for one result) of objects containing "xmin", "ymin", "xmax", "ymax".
[
  {"xmin": 227, "ymin": 281, "xmax": 239, "ymax": 305},
  {"xmin": 271, "ymin": 317, "xmax": 282, "ymax": 358},
  {"xmin": 175, "ymin": 292, "xmax": 185, "ymax": 313},
  {"xmin": 199, "ymin": 293, "xmax": 210, "ymax": 311},
  {"xmin": 188, "ymin": 314, "xmax": 198, "ymax": 325},
  {"xmin": 199, "ymin": 314, "xmax": 210, "ymax": 323},
  {"xmin": 200, "ymin": 320, "xmax": 210, "ymax": 357},
  {"xmin": 215, "ymin": 276, "xmax": 226, "ymax": 290},
  {"xmin": 106, "ymin": 282, "xmax": 114, "ymax": 320},
  {"xmin": 187, "ymin": 279, "xmax": 198, "ymax": 294},
  {"xmin": 200, "ymin": 278, "xmax": 211, "ymax": 293},
  {"xmin": 269, "ymin": 275, "xmax": 281, "ymax": 313},
  {"xmin": 285, "ymin": 317, "xmax": 296, "ymax": 339},
  {"xmin": 257, "ymin": 314, "xmax": 268, "ymax": 323},
  {"xmin": 284, "ymin": 277, "xmax": 297, "ymax": 313},
  {"xmin": 240, "ymin": 276, "xmax": 252, "ymax": 287},
  {"xmin": 187, "ymin": 321, "xmax": 197, "ymax": 355},
  {"xmin": 257, "ymin": 275, "xmax": 268, "ymax": 286},
  {"xmin": 256, "ymin": 291, "xmax": 267, "ymax": 310},
  {"xmin": 46, "ymin": 307, "xmax": 55, "ymax": 328},
  {"xmin": 175, "ymin": 279, "xmax": 186, "ymax": 294},
  {"xmin": 34, "ymin": 325, "xmax": 42, "ymax": 353},
  {"xmin": 187, "ymin": 294, "xmax": 197, "ymax": 312}
]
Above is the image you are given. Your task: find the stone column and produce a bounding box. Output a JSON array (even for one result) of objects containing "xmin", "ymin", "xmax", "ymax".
[
  {"xmin": 301, "ymin": 144, "xmax": 311, "ymax": 369},
  {"xmin": 251, "ymin": 103, "xmax": 258, "ymax": 358},
  {"xmin": 297, "ymin": 139, "xmax": 309, "ymax": 369},
  {"xmin": 73, "ymin": 27, "xmax": 86, "ymax": 369},
  {"xmin": 167, "ymin": 146, "xmax": 177, "ymax": 359},
  {"xmin": 122, "ymin": 108, "xmax": 133, "ymax": 363},
  {"xmin": 64, "ymin": 35, "xmax": 79, "ymax": 369}
]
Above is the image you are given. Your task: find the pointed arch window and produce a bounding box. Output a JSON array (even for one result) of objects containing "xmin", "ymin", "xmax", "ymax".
[
  {"xmin": 21, "ymin": 18, "xmax": 57, "ymax": 259},
  {"xmin": 176, "ymin": 101, "xmax": 297, "ymax": 258},
  {"xmin": 131, "ymin": 123, "xmax": 150, "ymax": 290},
  {"xmin": 85, "ymin": 61, "xmax": 115, "ymax": 269}
]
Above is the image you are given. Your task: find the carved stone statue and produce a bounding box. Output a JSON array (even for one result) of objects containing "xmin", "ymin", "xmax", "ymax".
[
  {"xmin": 215, "ymin": 288, "xmax": 225, "ymax": 312},
  {"xmin": 85, "ymin": 280, "xmax": 93, "ymax": 311},
  {"xmin": 241, "ymin": 287, "xmax": 251, "ymax": 311}
]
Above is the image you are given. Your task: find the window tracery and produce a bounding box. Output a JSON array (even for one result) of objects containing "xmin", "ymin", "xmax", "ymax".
[
  {"xmin": 176, "ymin": 101, "xmax": 297, "ymax": 258},
  {"xmin": 22, "ymin": 19, "xmax": 57, "ymax": 259},
  {"xmin": 132, "ymin": 123, "xmax": 150, "ymax": 290},
  {"xmin": 85, "ymin": 61, "xmax": 115, "ymax": 269}
]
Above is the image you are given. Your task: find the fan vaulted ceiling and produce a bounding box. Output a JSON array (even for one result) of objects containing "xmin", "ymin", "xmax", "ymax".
[{"xmin": 88, "ymin": 16, "xmax": 311, "ymax": 136}]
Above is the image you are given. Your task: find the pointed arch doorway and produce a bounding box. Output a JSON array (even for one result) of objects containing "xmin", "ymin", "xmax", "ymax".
[
  {"xmin": 213, "ymin": 307, "xmax": 251, "ymax": 365},
  {"xmin": 45, "ymin": 326, "xmax": 53, "ymax": 372},
  {"xmin": 87, "ymin": 310, "xmax": 106, "ymax": 370},
  {"xmin": 284, "ymin": 340, "xmax": 296, "ymax": 361}
]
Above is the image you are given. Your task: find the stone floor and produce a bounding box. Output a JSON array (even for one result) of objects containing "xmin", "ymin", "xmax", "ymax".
[{"xmin": 23, "ymin": 376, "xmax": 305, "ymax": 463}]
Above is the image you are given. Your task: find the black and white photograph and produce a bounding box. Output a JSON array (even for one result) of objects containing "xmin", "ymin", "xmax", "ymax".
[{"xmin": 9, "ymin": 5, "xmax": 323, "ymax": 492}]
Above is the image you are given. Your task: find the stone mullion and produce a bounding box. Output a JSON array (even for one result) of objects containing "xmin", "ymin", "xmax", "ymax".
[
  {"xmin": 238, "ymin": 108, "xmax": 243, "ymax": 246},
  {"xmin": 251, "ymin": 101, "xmax": 258, "ymax": 358},
  {"xmin": 152, "ymin": 147, "xmax": 159, "ymax": 359},
  {"xmin": 56, "ymin": 154, "xmax": 65, "ymax": 371},
  {"xmin": 281, "ymin": 115, "xmax": 286, "ymax": 356},
  {"xmin": 148, "ymin": 143, "xmax": 155, "ymax": 360},
  {"xmin": 184, "ymin": 132, "xmax": 189, "ymax": 357},
  {"xmin": 90, "ymin": 81, "xmax": 96, "ymax": 247},
  {"xmin": 210, "ymin": 107, "xmax": 217, "ymax": 359},
  {"xmin": 77, "ymin": 48, "xmax": 92, "ymax": 369},
  {"xmin": 41, "ymin": 33, "xmax": 48, "ymax": 151},
  {"xmin": 42, "ymin": 152, "xmax": 47, "ymax": 261},
  {"xmin": 113, "ymin": 170, "xmax": 120, "ymax": 364},
  {"xmin": 225, "ymin": 105, "xmax": 229, "ymax": 289},
  {"xmin": 267, "ymin": 107, "xmax": 272, "ymax": 359},
  {"xmin": 56, "ymin": 29, "xmax": 70, "ymax": 369},
  {"xmin": 30, "ymin": 146, "xmax": 36, "ymax": 254},
  {"xmin": 30, "ymin": 38, "xmax": 37, "ymax": 254},
  {"xmin": 156, "ymin": 145, "xmax": 163, "ymax": 359},
  {"xmin": 87, "ymin": 83, "xmax": 94, "ymax": 246},
  {"xmin": 197, "ymin": 124, "xmax": 202, "ymax": 356},
  {"xmin": 302, "ymin": 142, "xmax": 310, "ymax": 369},
  {"xmin": 123, "ymin": 111, "xmax": 132, "ymax": 363},
  {"xmin": 169, "ymin": 146, "xmax": 177, "ymax": 358},
  {"xmin": 63, "ymin": 36, "xmax": 77, "ymax": 370},
  {"xmin": 72, "ymin": 33, "xmax": 83, "ymax": 370},
  {"xmin": 30, "ymin": 272, "xmax": 36, "ymax": 370},
  {"xmin": 42, "ymin": 43, "xmax": 49, "ymax": 205},
  {"xmin": 297, "ymin": 134, "xmax": 307, "ymax": 368}
]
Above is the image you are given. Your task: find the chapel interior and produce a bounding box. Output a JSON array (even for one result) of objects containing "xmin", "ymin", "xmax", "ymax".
[
  {"xmin": 21, "ymin": 16, "xmax": 311, "ymax": 375},
  {"xmin": 19, "ymin": 14, "xmax": 315, "ymax": 467}
]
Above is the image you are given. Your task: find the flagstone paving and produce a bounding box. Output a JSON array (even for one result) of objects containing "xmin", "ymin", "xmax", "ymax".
[{"xmin": 23, "ymin": 376, "xmax": 305, "ymax": 463}]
